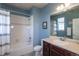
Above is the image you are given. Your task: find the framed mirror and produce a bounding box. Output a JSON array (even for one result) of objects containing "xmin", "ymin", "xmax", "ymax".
[{"xmin": 42, "ymin": 21, "xmax": 47, "ymax": 29}]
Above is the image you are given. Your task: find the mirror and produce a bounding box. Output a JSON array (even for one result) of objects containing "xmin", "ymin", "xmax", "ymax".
[{"xmin": 50, "ymin": 5, "xmax": 79, "ymax": 40}]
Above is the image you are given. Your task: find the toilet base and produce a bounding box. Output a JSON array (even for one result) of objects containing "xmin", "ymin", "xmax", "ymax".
[
  {"xmin": 35, "ymin": 51, "xmax": 42, "ymax": 56},
  {"xmin": 34, "ymin": 45, "xmax": 42, "ymax": 56}
]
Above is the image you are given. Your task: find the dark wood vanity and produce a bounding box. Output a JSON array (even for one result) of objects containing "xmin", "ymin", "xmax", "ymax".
[{"xmin": 43, "ymin": 41, "xmax": 79, "ymax": 56}]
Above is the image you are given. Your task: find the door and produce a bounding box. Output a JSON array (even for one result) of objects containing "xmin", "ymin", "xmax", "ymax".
[
  {"xmin": 10, "ymin": 14, "xmax": 33, "ymax": 56},
  {"xmin": 73, "ymin": 18, "xmax": 79, "ymax": 40}
]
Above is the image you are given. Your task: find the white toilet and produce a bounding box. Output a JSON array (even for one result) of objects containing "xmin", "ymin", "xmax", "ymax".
[{"xmin": 34, "ymin": 45, "xmax": 42, "ymax": 56}]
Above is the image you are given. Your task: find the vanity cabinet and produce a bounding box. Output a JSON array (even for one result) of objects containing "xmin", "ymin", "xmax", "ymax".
[
  {"xmin": 43, "ymin": 41, "xmax": 79, "ymax": 56},
  {"xmin": 43, "ymin": 41, "xmax": 50, "ymax": 56}
]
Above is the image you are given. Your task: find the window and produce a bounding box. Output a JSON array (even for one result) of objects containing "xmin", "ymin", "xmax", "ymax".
[{"xmin": 58, "ymin": 17, "xmax": 64, "ymax": 31}]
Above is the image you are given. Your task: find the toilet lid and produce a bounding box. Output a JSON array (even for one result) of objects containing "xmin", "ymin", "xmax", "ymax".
[{"xmin": 34, "ymin": 45, "xmax": 42, "ymax": 51}]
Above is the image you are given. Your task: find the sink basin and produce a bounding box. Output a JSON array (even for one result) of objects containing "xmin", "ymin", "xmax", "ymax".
[{"xmin": 57, "ymin": 37, "xmax": 66, "ymax": 41}]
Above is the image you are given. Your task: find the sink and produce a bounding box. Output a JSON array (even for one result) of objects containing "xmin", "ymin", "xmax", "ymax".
[{"xmin": 58, "ymin": 37, "xmax": 66, "ymax": 41}]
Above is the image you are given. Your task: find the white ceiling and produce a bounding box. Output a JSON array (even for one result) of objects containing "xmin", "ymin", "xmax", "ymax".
[{"xmin": 8, "ymin": 3, "xmax": 48, "ymax": 10}]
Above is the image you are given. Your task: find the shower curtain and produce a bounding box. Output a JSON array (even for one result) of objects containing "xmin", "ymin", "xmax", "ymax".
[{"xmin": 0, "ymin": 10, "xmax": 10, "ymax": 55}]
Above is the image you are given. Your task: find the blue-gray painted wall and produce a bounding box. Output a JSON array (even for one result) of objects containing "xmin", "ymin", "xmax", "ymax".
[
  {"xmin": 39, "ymin": 4, "xmax": 62, "ymax": 40},
  {"xmin": 30, "ymin": 4, "xmax": 62, "ymax": 46},
  {"xmin": 30, "ymin": 7, "xmax": 41, "ymax": 46},
  {"xmin": 29, "ymin": 4, "xmax": 62, "ymax": 46}
]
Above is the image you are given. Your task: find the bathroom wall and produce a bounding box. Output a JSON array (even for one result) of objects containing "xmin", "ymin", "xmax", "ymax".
[
  {"xmin": 30, "ymin": 4, "xmax": 63, "ymax": 46},
  {"xmin": 31, "ymin": 7, "xmax": 41, "ymax": 46},
  {"xmin": 39, "ymin": 3, "xmax": 62, "ymax": 40}
]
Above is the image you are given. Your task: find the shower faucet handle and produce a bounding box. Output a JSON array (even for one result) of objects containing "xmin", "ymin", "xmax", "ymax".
[{"xmin": 29, "ymin": 37, "xmax": 31, "ymax": 39}]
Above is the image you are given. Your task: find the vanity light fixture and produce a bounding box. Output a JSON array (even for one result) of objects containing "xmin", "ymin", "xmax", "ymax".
[
  {"xmin": 57, "ymin": 3, "xmax": 70, "ymax": 11},
  {"xmin": 64, "ymin": 3, "xmax": 70, "ymax": 7}
]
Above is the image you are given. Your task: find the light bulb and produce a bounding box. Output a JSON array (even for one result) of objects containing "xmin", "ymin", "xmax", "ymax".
[
  {"xmin": 60, "ymin": 5, "xmax": 64, "ymax": 10},
  {"xmin": 64, "ymin": 3, "xmax": 70, "ymax": 7},
  {"xmin": 57, "ymin": 6, "xmax": 60, "ymax": 11},
  {"xmin": 57, "ymin": 4, "xmax": 64, "ymax": 11}
]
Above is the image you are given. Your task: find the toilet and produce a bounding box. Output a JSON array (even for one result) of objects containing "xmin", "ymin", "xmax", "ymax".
[{"xmin": 34, "ymin": 45, "xmax": 42, "ymax": 56}]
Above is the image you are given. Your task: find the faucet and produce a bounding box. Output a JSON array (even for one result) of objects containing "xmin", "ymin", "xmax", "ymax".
[{"xmin": 60, "ymin": 35, "xmax": 66, "ymax": 41}]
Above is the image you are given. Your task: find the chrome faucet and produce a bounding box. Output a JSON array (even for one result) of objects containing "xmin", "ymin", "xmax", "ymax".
[{"xmin": 60, "ymin": 36, "xmax": 66, "ymax": 41}]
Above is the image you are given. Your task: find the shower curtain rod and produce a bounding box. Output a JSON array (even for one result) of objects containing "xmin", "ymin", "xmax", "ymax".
[
  {"xmin": 10, "ymin": 10, "xmax": 30, "ymax": 17},
  {"xmin": 0, "ymin": 8, "xmax": 30, "ymax": 17}
]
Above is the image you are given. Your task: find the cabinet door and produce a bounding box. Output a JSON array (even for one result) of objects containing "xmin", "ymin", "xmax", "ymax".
[
  {"xmin": 50, "ymin": 45, "xmax": 63, "ymax": 56},
  {"xmin": 64, "ymin": 49, "xmax": 79, "ymax": 56},
  {"xmin": 0, "ymin": 47, "xmax": 2, "ymax": 56},
  {"xmin": 50, "ymin": 48, "xmax": 62, "ymax": 56},
  {"xmin": 43, "ymin": 41, "xmax": 50, "ymax": 56},
  {"xmin": 51, "ymin": 45, "xmax": 66, "ymax": 56}
]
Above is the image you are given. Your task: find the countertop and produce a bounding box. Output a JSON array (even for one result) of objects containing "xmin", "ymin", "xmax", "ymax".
[{"xmin": 43, "ymin": 36, "xmax": 79, "ymax": 55}]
